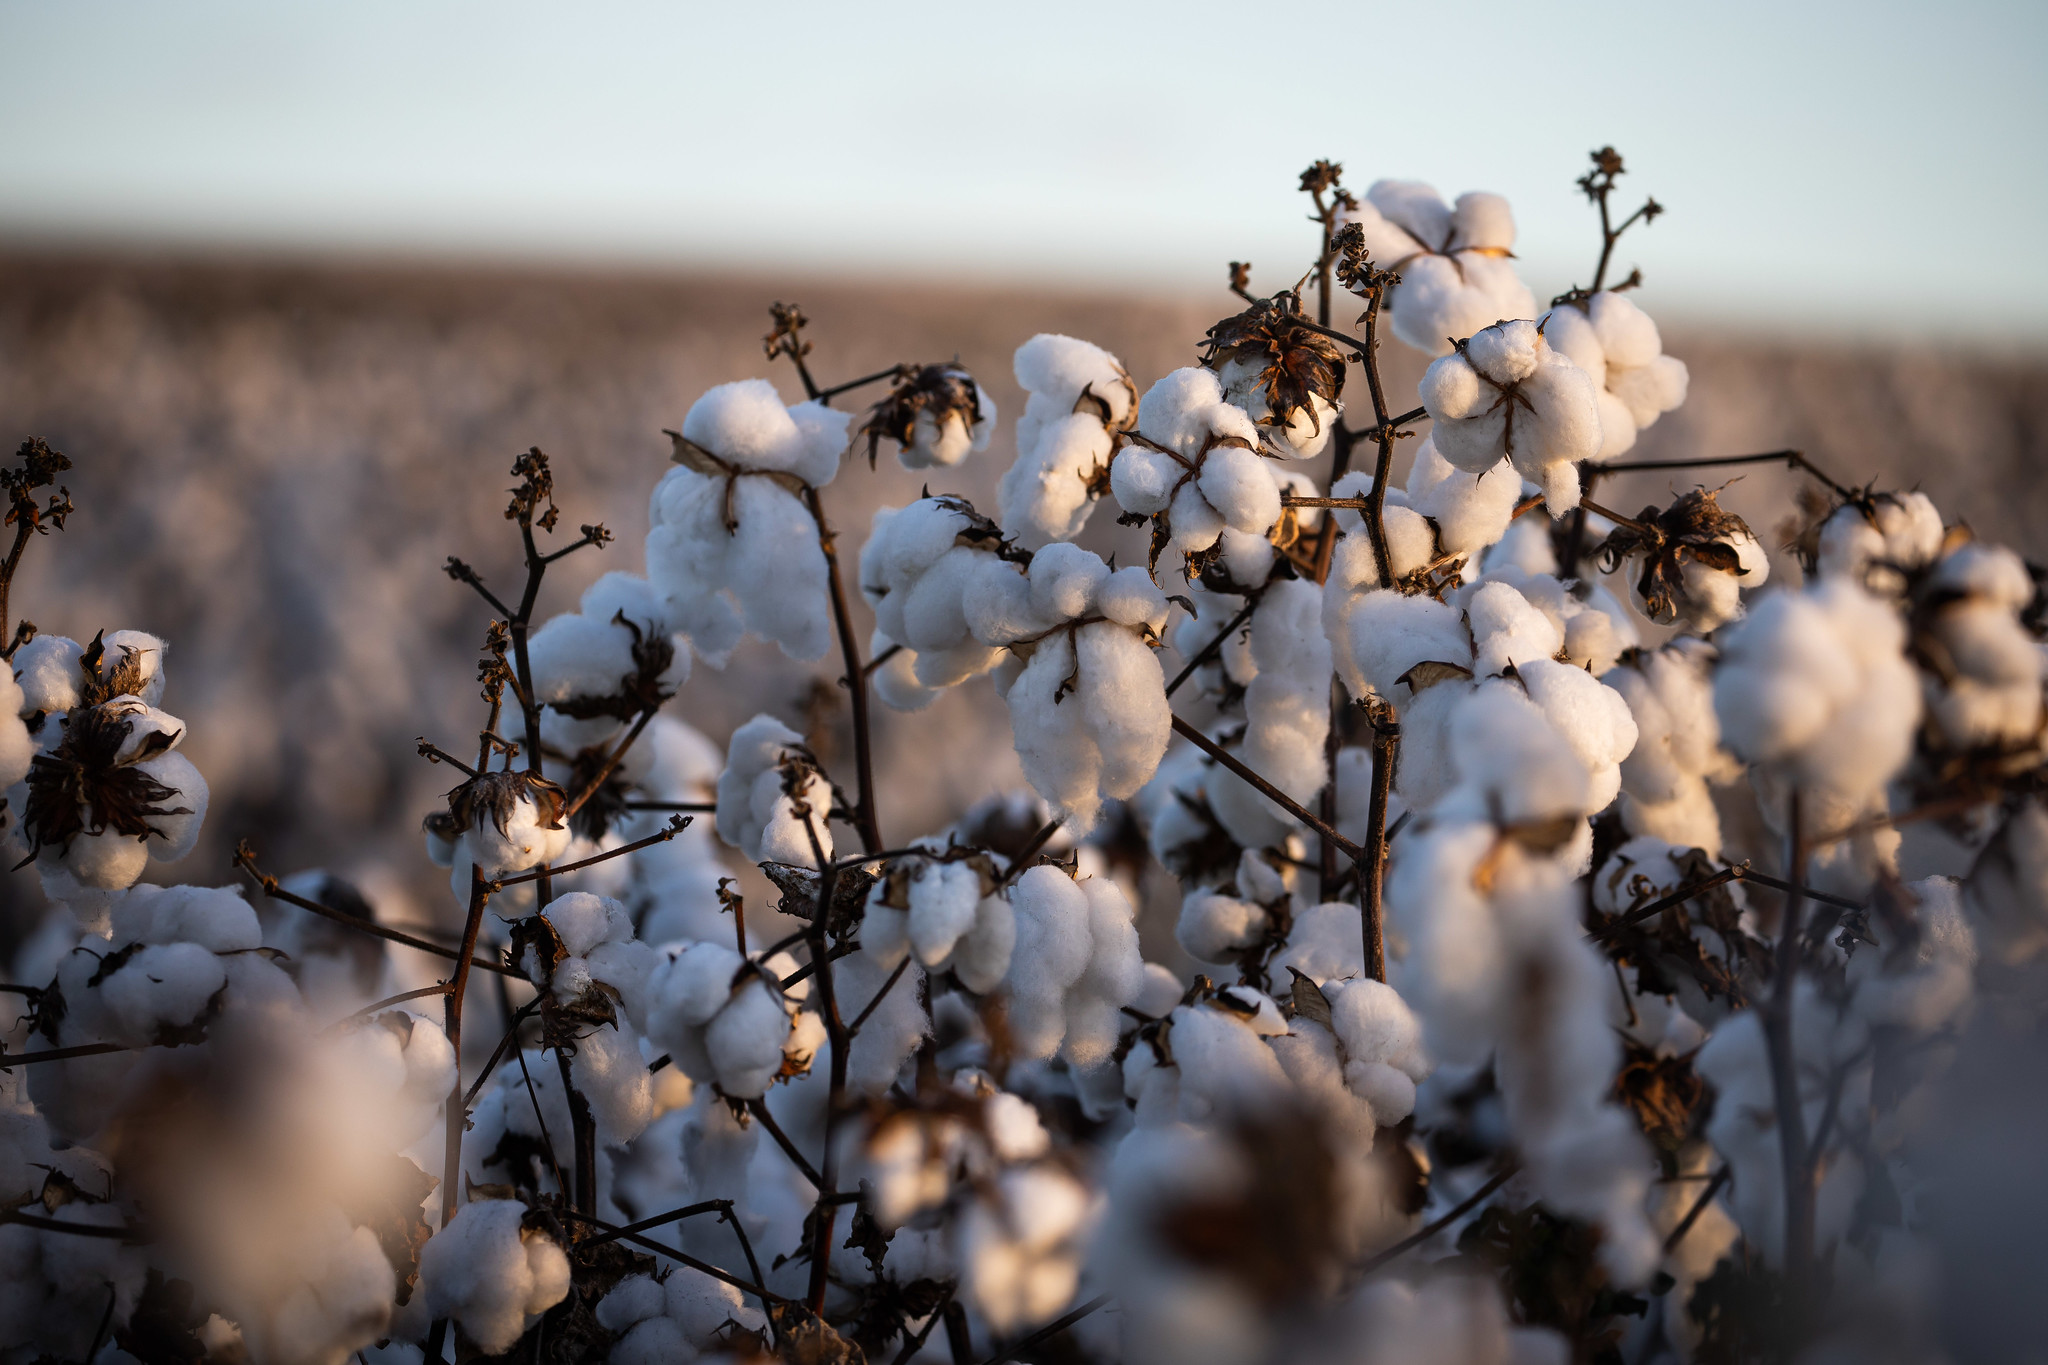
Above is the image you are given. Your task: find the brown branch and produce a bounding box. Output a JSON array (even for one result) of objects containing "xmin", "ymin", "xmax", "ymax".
[
  {"xmin": 805, "ymin": 486, "xmax": 883, "ymax": 854},
  {"xmin": 1360, "ymin": 704, "xmax": 1398, "ymax": 982},
  {"xmin": 440, "ymin": 866, "xmax": 493, "ymax": 1226},
  {"xmin": 847, "ymin": 956, "xmax": 912, "ymax": 1037},
  {"xmin": 977, "ymin": 1294, "xmax": 1114, "ymax": 1365},
  {"xmin": 561, "ymin": 707, "xmax": 659, "ymax": 820},
  {"xmin": 1355, "ymin": 1163, "xmax": 1519, "ymax": 1278},
  {"xmin": 1171, "ymin": 715, "xmax": 1363, "ymax": 860},
  {"xmin": 557, "ymin": 1209, "xmax": 789, "ymax": 1307},
  {"xmin": 994, "ymin": 819, "xmax": 1064, "ymax": 888},
  {"xmin": 333, "ymin": 983, "xmax": 453, "ymax": 1024},
  {"xmin": 746, "ymin": 1097, "xmax": 825, "ymax": 1190},
  {"xmin": 464, "ymin": 996, "xmax": 544, "ymax": 1108},
  {"xmin": 0, "ymin": 1207, "xmax": 150, "ymax": 1243},
  {"xmin": 0, "ymin": 1040, "xmax": 131, "ymax": 1070},
  {"xmin": 1587, "ymin": 449, "xmax": 1855, "ymax": 502},
  {"xmin": 1763, "ymin": 791, "xmax": 1816, "ymax": 1300},
  {"xmin": 1662, "ymin": 1164, "xmax": 1732, "ymax": 1254},
  {"xmin": 233, "ymin": 841, "xmax": 519, "ymax": 976},
  {"xmin": 1165, "ymin": 596, "xmax": 1258, "ymax": 698},
  {"xmin": 415, "ymin": 739, "xmax": 479, "ymax": 777}
]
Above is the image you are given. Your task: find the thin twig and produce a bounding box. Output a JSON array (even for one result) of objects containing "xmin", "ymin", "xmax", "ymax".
[
  {"xmin": 439, "ymin": 866, "xmax": 493, "ymax": 1226},
  {"xmin": 978, "ymin": 1294, "xmax": 1114, "ymax": 1365},
  {"xmin": 331, "ymin": 983, "xmax": 453, "ymax": 1025},
  {"xmin": 746, "ymin": 1097, "xmax": 826, "ymax": 1190},
  {"xmin": 847, "ymin": 956, "xmax": 913, "ymax": 1037},
  {"xmin": 233, "ymin": 842, "xmax": 519, "ymax": 977},
  {"xmin": 1763, "ymin": 791, "xmax": 1816, "ymax": 1298},
  {"xmin": 805, "ymin": 485, "xmax": 883, "ymax": 854},
  {"xmin": 0, "ymin": 1041, "xmax": 131, "ymax": 1070},
  {"xmin": 1165, "ymin": 596, "xmax": 1257, "ymax": 698},
  {"xmin": 560, "ymin": 708, "xmax": 660, "ymax": 820},
  {"xmin": 994, "ymin": 819, "xmax": 1064, "ymax": 888},
  {"xmin": 464, "ymin": 996, "xmax": 544, "ymax": 1108},
  {"xmin": 1663, "ymin": 1165, "xmax": 1731, "ymax": 1254},
  {"xmin": 1171, "ymin": 715, "xmax": 1363, "ymax": 860},
  {"xmin": 1354, "ymin": 1163, "xmax": 1519, "ymax": 1278},
  {"xmin": 0, "ymin": 1207, "xmax": 149, "ymax": 1242},
  {"xmin": 556, "ymin": 1209, "xmax": 789, "ymax": 1307}
]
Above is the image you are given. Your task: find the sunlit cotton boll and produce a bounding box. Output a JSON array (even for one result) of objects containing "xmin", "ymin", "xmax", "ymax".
[
  {"xmin": 998, "ymin": 334, "xmax": 1137, "ymax": 548},
  {"xmin": 1538, "ymin": 291, "xmax": 1689, "ymax": 459},
  {"xmin": 714, "ymin": 713, "xmax": 832, "ymax": 867},
  {"xmin": 646, "ymin": 379, "xmax": 849, "ymax": 664},
  {"xmin": 1421, "ymin": 320, "xmax": 1603, "ymax": 513},
  {"xmin": 1338, "ymin": 182, "xmax": 1537, "ymax": 356}
]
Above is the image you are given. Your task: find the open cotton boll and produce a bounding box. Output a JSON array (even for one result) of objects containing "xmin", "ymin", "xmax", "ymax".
[
  {"xmin": 1207, "ymin": 579, "xmax": 1331, "ymax": 848},
  {"xmin": 13, "ymin": 634, "xmax": 86, "ymax": 717},
  {"xmin": 1405, "ymin": 436, "xmax": 1524, "ymax": 557},
  {"xmin": 1114, "ymin": 367, "xmax": 1281, "ymax": 567},
  {"xmin": 1176, "ymin": 888, "xmax": 1269, "ymax": 964},
  {"xmin": 20, "ymin": 700, "xmax": 212, "ymax": 898},
  {"xmin": 1421, "ymin": 321, "xmax": 1601, "ymax": 513},
  {"xmin": 646, "ymin": 381, "xmax": 850, "ymax": 663},
  {"xmin": 1327, "ymin": 589, "xmax": 1473, "ymax": 703},
  {"xmin": 1004, "ymin": 867, "xmax": 1095, "ymax": 1061},
  {"xmin": 959, "ymin": 1164, "xmax": 1093, "ymax": 1335},
  {"xmin": 1467, "ymin": 580, "xmax": 1564, "ymax": 677},
  {"xmin": 1539, "ymin": 293, "xmax": 1688, "ymax": 457},
  {"xmin": 1815, "ymin": 491, "xmax": 1946, "ymax": 591},
  {"xmin": 1325, "ymin": 977, "xmax": 1430, "ymax": 1125},
  {"xmin": 525, "ymin": 574, "xmax": 687, "ymax": 741},
  {"xmin": 1003, "ymin": 606, "xmax": 1170, "ymax": 834},
  {"xmin": 1436, "ymin": 681, "xmax": 1596, "ymax": 830},
  {"xmin": 1918, "ymin": 541, "xmax": 2044, "ymax": 750},
  {"xmin": 1714, "ymin": 579, "xmax": 1921, "ymax": 805},
  {"xmin": 999, "ymin": 335, "xmax": 1136, "ymax": 548},
  {"xmin": 1517, "ymin": 659, "xmax": 1638, "ymax": 813},
  {"xmin": 855, "ymin": 363, "xmax": 998, "ymax": 471},
  {"xmin": 1609, "ymin": 639, "xmax": 1737, "ymax": 854},
  {"xmin": 1064, "ymin": 877, "xmax": 1145, "ymax": 1066},
  {"xmin": 715, "ymin": 714, "xmax": 832, "ymax": 867},
  {"xmin": 859, "ymin": 498, "xmax": 1010, "ymax": 698},
  {"xmin": 111, "ymin": 882, "xmax": 261, "ymax": 953},
  {"xmin": 418, "ymin": 1200, "xmax": 570, "ymax": 1356},
  {"xmin": 1338, "ymin": 183, "xmax": 1536, "ymax": 356}
]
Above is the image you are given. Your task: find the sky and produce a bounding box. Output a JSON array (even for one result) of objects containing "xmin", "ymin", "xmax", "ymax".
[{"xmin": 3, "ymin": 0, "xmax": 2044, "ymax": 341}]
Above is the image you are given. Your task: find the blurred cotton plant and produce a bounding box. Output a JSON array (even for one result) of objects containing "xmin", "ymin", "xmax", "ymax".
[{"xmin": 0, "ymin": 146, "xmax": 2041, "ymax": 1365}]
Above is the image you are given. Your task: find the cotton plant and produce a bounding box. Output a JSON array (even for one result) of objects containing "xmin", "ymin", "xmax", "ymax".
[{"xmin": 4, "ymin": 149, "xmax": 2042, "ymax": 1365}]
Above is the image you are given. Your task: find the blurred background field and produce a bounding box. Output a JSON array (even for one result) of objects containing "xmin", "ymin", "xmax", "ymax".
[{"xmin": 0, "ymin": 246, "xmax": 2043, "ymax": 954}]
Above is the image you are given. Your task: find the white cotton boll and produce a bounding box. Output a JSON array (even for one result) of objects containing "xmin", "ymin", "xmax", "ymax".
[
  {"xmin": 14, "ymin": 634, "xmax": 84, "ymax": 716},
  {"xmin": 1097, "ymin": 567, "xmax": 1169, "ymax": 633},
  {"xmin": 1517, "ymin": 659, "xmax": 1638, "ymax": 813},
  {"xmin": 1440, "ymin": 681, "xmax": 1595, "ymax": 828},
  {"xmin": 0, "ymin": 673, "xmax": 31, "ymax": 788},
  {"xmin": 419, "ymin": 1200, "xmax": 570, "ymax": 1356},
  {"xmin": 98, "ymin": 942, "xmax": 227, "ymax": 1046},
  {"xmin": 726, "ymin": 477, "xmax": 833, "ymax": 662},
  {"xmin": 1332, "ymin": 590, "xmax": 1473, "ymax": 703},
  {"xmin": 1849, "ymin": 876, "xmax": 1978, "ymax": 1034},
  {"xmin": 953, "ymin": 894, "xmax": 1017, "ymax": 994},
  {"xmin": 1423, "ymin": 322, "xmax": 1599, "ymax": 514},
  {"xmin": 999, "ymin": 412, "xmax": 1118, "ymax": 548},
  {"xmin": 111, "ymin": 882, "xmax": 261, "ymax": 952},
  {"xmin": 1713, "ymin": 580, "xmax": 1921, "ymax": 808},
  {"xmin": 1816, "ymin": 492, "xmax": 1946, "ymax": 587},
  {"xmin": 1176, "ymin": 890, "xmax": 1268, "ymax": 964},
  {"xmin": 1558, "ymin": 585, "xmax": 1638, "ymax": 675},
  {"xmin": 1005, "ymin": 867, "xmax": 1094, "ymax": 1061},
  {"xmin": 1208, "ymin": 579, "xmax": 1331, "ymax": 847},
  {"xmin": 961, "ymin": 1165, "xmax": 1091, "ymax": 1335},
  {"xmin": 1014, "ymin": 334, "xmax": 1136, "ymax": 429},
  {"xmin": 1269, "ymin": 901, "xmax": 1364, "ymax": 986},
  {"xmin": 1340, "ymin": 182, "xmax": 1536, "ymax": 356},
  {"xmin": 545, "ymin": 891, "xmax": 632, "ymax": 959},
  {"xmin": 644, "ymin": 467, "xmax": 745, "ymax": 667},
  {"xmin": 594, "ymin": 1274, "xmax": 665, "ymax": 1333},
  {"xmin": 838, "ymin": 949, "xmax": 930, "ymax": 1094},
  {"xmin": 1028, "ymin": 542, "xmax": 1111, "ymax": 621},
  {"xmin": 1109, "ymin": 441, "xmax": 1180, "ymax": 516},
  {"xmin": 1005, "ymin": 634, "xmax": 1102, "ymax": 831},
  {"xmin": 1197, "ymin": 444, "xmax": 1281, "ymax": 535},
  {"xmin": 1610, "ymin": 639, "xmax": 1734, "ymax": 854},
  {"xmin": 1076, "ymin": 622, "xmax": 1171, "ymax": 800},
  {"xmin": 704, "ymin": 977, "xmax": 793, "ymax": 1098},
  {"xmin": 1467, "ymin": 580, "xmax": 1564, "ymax": 677},
  {"xmin": 568, "ymin": 1023, "xmax": 654, "ymax": 1146},
  {"xmin": 663, "ymin": 1264, "xmax": 766, "ymax": 1342},
  {"xmin": 1065, "ymin": 877, "xmax": 1144, "ymax": 1066},
  {"xmin": 716, "ymin": 714, "xmax": 827, "ymax": 866},
  {"xmin": 1406, "ymin": 436, "xmax": 1523, "ymax": 557},
  {"xmin": 872, "ymin": 643, "xmax": 941, "ymax": 712},
  {"xmin": 645, "ymin": 941, "xmax": 745, "ymax": 1034},
  {"xmin": 902, "ymin": 859, "xmax": 984, "ymax": 966}
]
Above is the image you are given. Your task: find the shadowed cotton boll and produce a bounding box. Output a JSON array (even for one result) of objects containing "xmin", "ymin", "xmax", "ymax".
[
  {"xmin": 853, "ymin": 362, "xmax": 998, "ymax": 471},
  {"xmin": 1207, "ymin": 579, "xmax": 1331, "ymax": 849},
  {"xmin": 998, "ymin": 334, "xmax": 1137, "ymax": 548},
  {"xmin": 715, "ymin": 714, "xmax": 832, "ymax": 867},
  {"xmin": 859, "ymin": 495, "xmax": 1010, "ymax": 706},
  {"xmin": 1006, "ymin": 867, "xmax": 1144, "ymax": 1065},
  {"xmin": 1421, "ymin": 320, "xmax": 1602, "ymax": 513},
  {"xmin": 646, "ymin": 379, "xmax": 849, "ymax": 664},
  {"xmin": 1608, "ymin": 639, "xmax": 1737, "ymax": 854},
  {"xmin": 418, "ymin": 1200, "xmax": 570, "ymax": 1356},
  {"xmin": 1338, "ymin": 182, "xmax": 1536, "ymax": 356}
]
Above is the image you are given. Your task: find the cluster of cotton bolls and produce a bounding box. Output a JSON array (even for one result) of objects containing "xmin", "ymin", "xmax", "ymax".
[{"xmin": 15, "ymin": 152, "xmax": 2048, "ymax": 1365}]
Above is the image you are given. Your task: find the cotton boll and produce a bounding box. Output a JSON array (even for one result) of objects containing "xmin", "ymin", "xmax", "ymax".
[
  {"xmin": 1467, "ymin": 581, "xmax": 1564, "ymax": 678},
  {"xmin": 1000, "ymin": 335, "xmax": 1135, "ymax": 548},
  {"xmin": 838, "ymin": 948, "xmax": 930, "ymax": 1094},
  {"xmin": 1558, "ymin": 585, "xmax": 1638, "ymax": 675},
  {"xmin": 14, "ymin": 634, "xmax": 85, "ymax": 717},
  {"xmin": 1422, "ymin": 322, "xmax": 1599, "ymax": 514},
  {"xmin": 1207, "ymin": 580, "xmax": 1331, "ymax": 848},
  {"xmin": 1177, "ymin": 890, "xmax": 1270, "ymax": 964},
  {"xmin": 1406, "ymin": 436, "xmax": 1523, "ymax": 558},
  {"xmin": 1338, "ymin": 183, "xmax": 1536, "ymax": 356},
  {"xmin": 704, "ymin": 977, "xmax": 794, "ymax": 1098},
  {"xmin": 1005, "ymin": 867, "xmax": 1095, "ymax": 1060},
  {"xmin": 953, "ymin": 894, "xmax": 1017, "ymax": 994},
  {"xmin": 1815, "ymin": 492, "xmax": 1946, "ymax": 591},
  {"xmin": 1328, "ymin": 590, "xmax": 1472, "ymax": 703},
  {"xmin": 566, "ymin": 1023, "xmax": 654, "ymax": 1146},
  {"xmin": 716, "ymin": 714, "xmax": 831, "ymax": 867},
  {"xmin": 419, "ymin": 1200, "xmax": 570, "ymax": 1356},
  {"xmin": 1065, "ymin": 877, "xmax": 1145, "ymax": 1066},
  {"xmin": 960, "ymin": 1164, "xmax": 1092, "ymax": 1334},
  {"xmin": 1516, "ymin": 659, "xmax": 1638, "ymax": 812}
]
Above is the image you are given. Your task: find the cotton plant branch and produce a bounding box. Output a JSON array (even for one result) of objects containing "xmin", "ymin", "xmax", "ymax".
[{"xmin": 1763, "ymin": 791, "xmax": 1818, "ymax": 1298}]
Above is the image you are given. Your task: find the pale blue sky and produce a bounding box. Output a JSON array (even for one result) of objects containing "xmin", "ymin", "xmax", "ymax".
[{"xmin": 3, "ymin": 0, "xmax": 2043, "ymax": 340}]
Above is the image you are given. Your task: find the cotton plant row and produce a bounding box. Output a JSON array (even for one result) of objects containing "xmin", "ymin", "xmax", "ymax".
[{"xmin": 0, "ymin": 148, "xmax": 2039, "ymax": 1365}]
